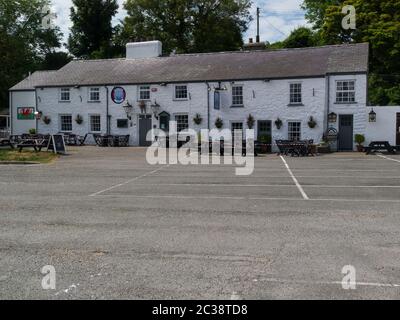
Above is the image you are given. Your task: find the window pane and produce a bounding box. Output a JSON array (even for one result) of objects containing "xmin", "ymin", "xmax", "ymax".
[
  {"xmin": 90, "ymin": 115, "xmax": 101, "ymax": 132},
  {"xmin": 60, "ymin": 115, "xmax": 72, "ymax": 132},
  {"xmin": 90, "ymin": 88, "xmax": 100, "ymax": 101},
  {"xmin": 175, "ymin": 86, "xmax": 188, "ymax": 99},
  {"xmin": 336, "ymin": 81, "xmax": 355, "ymax": 103},
  {"xmin": 60, "ymin": 89, "xmax": 70, "ymax": 101},
  {"xmin": 175, "ymin": 115, "xmax": 188, "ymax": 132},
  {"xmin": 232, "ymin": 86, "xmax": 243, "ymax": 106},
  {"xmin": 139, "ymin": 86, "xmax": 150, "ymax": 100},
  {"xmin": 290, "ymin": 83, "xmax": 302, "ymax": 104},
  {"xmin": 288, "ymin": 122, "xmax": 301, "ymax": 141}
]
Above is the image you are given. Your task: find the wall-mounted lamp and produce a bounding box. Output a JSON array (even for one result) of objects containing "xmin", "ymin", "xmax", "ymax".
[
  {"xmin": 160, "ymin": 83, "xmax": 167, "ymax": 87},
  {"xmin": 369, "ymin": 109, "xmax": 376, "ymax": 122},
  {"xmin": 34, "ymin": 111, "xmax": 43, "ymax": 120},
  {"xmin": 213, "ymin": 82, "xmax": 228, "ymax": 91},
  {"xmin": 328, "ymin": 112, "xmax": 337, "ymax": 123},
  {"xmin": 151, "ymin": 100, "xmax": 161, "ymax": 120},
  {"xmin": 123, "ymin": 101, "xmax": 134, "ymax": 120}
]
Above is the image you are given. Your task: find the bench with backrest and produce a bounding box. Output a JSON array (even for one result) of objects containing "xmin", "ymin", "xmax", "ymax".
[{"xmin": 365, "ymin": 141, "xmax": 396, "ymax": 155}]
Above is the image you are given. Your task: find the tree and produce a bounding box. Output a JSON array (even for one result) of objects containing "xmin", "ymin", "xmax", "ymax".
[
  {"xmin": 122, "ymin": 0, "xmax": 252, "ymax": 54},
  {"xmin": 0, "ymin": 0, "xmax": 63, "ymax": 111},
  {"xmin": 67, "ymin": 0, "xmax": 119, "ymax": 59},
  {"xmin": 281, "ymin": 27, "xmax": 320, "ymax": 48},
  {"xmin": 302, "ymin": 0, "xmax": 400, "ymax": 106}
]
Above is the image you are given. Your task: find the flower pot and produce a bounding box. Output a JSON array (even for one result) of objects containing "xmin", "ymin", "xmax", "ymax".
[{"xmin": 357, "ymin": 145, "xmax": 364, "ymax": 152}]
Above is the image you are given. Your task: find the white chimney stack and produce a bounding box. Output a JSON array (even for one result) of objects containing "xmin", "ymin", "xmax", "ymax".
[{"xmin": 126, "ymin": 41, "xmax": 162, "ymax": 59}]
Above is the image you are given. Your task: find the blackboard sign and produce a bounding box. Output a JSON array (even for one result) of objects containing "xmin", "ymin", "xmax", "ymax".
[{"xmin": 47, "ymin": 135, "xmax": 67, "ymax": 154}]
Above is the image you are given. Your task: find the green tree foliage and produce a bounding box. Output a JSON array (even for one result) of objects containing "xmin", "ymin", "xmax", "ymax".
[
  {"xmin": 121, "ymin": 0, "xmax": 252, "ymax": 54},
  {"xmin": 68, "ymin": 0, "xmax": 119, "ymax": 58},
  {"xmin": 302, "ymin": 0, "xmax": 400, "ymax": 106},
  {"xmin": 281, "ymin": 27, "xmax": 320, "ymax": 48},
  {"xmin": 0, "ymin": 0, "xmax": 63, "ymax": 111}
]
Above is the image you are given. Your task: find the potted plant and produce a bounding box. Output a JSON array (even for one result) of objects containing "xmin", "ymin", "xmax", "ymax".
[
  {"xmin": 29, "ymin": 128, "xmax": 37, "ymax": 135},
  {"xmin": 355, "ymin": 134, "xmax": 365, "ymax": 152},
  {"xmin": 215, "ymin": 117, "xmax": 224, "ymax": 129},
  {"xmin": 193, "ymin": 113, "xmax": 203, "ymax": 125},
  {"xmin": 247, "ymin": 114, "xmax": 255, "ymax": 129},
  {"xmin": 43, "ymin": 116, "xmax": 51, "ymax": 125},
  {"xmin": 75, "ymin": 114, "xmax": 83, "ymax": 125},
  {"xmin": 308, "ymin": 116, "xmax": 317, "ymax": 129},
  {"xmin": 275, "ymin": 118, "xmax": 283, "ymax": 129}
]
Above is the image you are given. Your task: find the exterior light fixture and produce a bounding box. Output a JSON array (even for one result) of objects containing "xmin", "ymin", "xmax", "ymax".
[
  {"xmin": 213, "ymin": 82, "xmax": 228, "ymax": 91},
  {"xmin": 369, "ymin": 109, "xmax": 376, "ymax": 122},
  {"xmin": 34, "ymin": 111, "xmax": 43, "ymax": 120},
  {"xmin": 151, "ymin": 100, "xmax": 161, "ymax": 119},
  {"xmin": 328, "ymin": 112, "xmax": 337, "ymax": 123},
  {"xmin": 123, "ymin": 101, "xmax": 133, "ymax": 120}
]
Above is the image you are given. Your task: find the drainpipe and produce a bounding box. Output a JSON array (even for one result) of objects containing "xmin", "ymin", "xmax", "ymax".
[
  {"xmin": 35, "ymin": 89, "xmax": 39, "ymax": 133},
  {"xmin": 325, "ymin": 74, "xmax": 330, "ymax": 133},
  {"xmin": 9, "ymin": 91, "xmax": 13, "ymax": 135},
  {"xmin": 105, "ymin": 86, "xmax": 110, "ymax": 134},
  {"xmin": 206, "ymin": 82, "xmax": 211, "ymax": 130}
]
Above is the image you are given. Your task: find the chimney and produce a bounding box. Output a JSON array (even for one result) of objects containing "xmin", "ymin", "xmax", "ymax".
[{"xmin": 126, "ymin": 40, "xmax": 162, "ymax": 59}]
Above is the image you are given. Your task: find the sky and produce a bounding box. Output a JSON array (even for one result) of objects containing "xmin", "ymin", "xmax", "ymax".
[{"xmin": 51, "ymin": 0, "xmax": 308, "ymax": 49}]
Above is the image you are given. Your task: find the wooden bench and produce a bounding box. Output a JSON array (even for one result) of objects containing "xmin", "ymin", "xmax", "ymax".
[
  {"xmin": 365, "ymin": 141, "xmax": 396, "ymax": 155},
  {"xmin": 0, "ymin": 138, "xmax": 14, "ymax": 149},
  {"xmin": 17, "ymin": 139, "xmax": 46, "ymax": 152}
]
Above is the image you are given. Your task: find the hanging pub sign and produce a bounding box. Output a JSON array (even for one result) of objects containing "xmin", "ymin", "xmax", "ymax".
[
  {"xmin": 111, "ymin": 87, "xmax": 126, "ymax": 104},
  {"xmin": 17, "ymin": 107, "xmax": 35, "ymax": 120},
  {"xmin": 326, "ymin": 127, "xmax": 338, "ymax": 142}
]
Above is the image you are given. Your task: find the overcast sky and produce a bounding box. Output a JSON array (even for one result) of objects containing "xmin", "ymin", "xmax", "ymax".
[{"xmin": 51, "ymin": 0, "xmax": 308, "ymax": 49}]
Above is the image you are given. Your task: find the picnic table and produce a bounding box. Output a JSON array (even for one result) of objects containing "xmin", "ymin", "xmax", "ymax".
[
  {"xmin": 276, "ymin": 140, "xmax": 315, "ymax": 157},
  {"xmin": 93, "ymin": 134, "xmax": 130, "ymax": 147},
  {"xmin": 17, "ymin": 138, "xmax": 47, "ymax": 152},
  {"xmin": 365, "ymin": 141, "xmax": 397, "ymax": 155},
  {"xmin": 0, "ymin": 138, "xmax": 14, "ymax": 149}
]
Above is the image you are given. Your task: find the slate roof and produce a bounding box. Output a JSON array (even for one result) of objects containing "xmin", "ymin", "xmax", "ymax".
[
  {"xmin": 9, "ymin": 71, "xmax": 58, "ymax": 91},
  {"xmin": 10, "ymin": 43, "xmax": 369, "ymax": 89}
]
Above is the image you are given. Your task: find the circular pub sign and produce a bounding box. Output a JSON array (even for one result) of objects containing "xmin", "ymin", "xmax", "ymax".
[{"xmin": 111, "ymin": 87, "xmax": 126, "ymax": 104}]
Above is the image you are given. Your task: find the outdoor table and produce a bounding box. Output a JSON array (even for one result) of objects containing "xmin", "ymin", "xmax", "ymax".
[
  {"xmin": 17, "ymin": 139, "xmax": 46, "ymax": 152},
  {"xmin": 365, "ymin": 141, "xmax": 396, "ymax": 154},
  {"xmin": 0, "ymin": 138, "xmax": 14, "ymax": 149}
]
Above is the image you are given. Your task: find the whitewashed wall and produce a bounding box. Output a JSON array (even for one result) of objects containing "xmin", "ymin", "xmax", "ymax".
[
  {"xmin": 365, "ymin": 106, "xmax": 400, "ymax": 146},
  {"xmin": 10, "ymin": 90, "xmax": 37, "ymax": 135}
]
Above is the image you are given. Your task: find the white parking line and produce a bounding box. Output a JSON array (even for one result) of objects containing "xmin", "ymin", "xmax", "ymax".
[
  {"xmin": 377, "ymin": 154, "xmax": 400, "ymax": 163},
  {"xmin": 94, "ymin": 194, "xmax": 400, "ymax": 203},
  {"xmin": 254, "ymin": 277, "xmax": 400, "ymax": 288},
  {"xmin": 89, "ymin": 165, "xmax": 170, "ymax": 197},
  {"xmin": 129, "ymin": 183, "xmax": 400, "ymax": 188},
  {"xmin": 280, "ymin": 156, "xmax": 309, "ymax": 200}
]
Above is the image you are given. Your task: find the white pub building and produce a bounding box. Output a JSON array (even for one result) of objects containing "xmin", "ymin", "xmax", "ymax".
[{"xmin": 9, "ymin": 41, "xmax": 400, "ymax": 150}]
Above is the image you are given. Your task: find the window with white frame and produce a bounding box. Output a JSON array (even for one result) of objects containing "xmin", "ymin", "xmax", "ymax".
[
  {"xmin": 139, "ymin": 85, "xmax": 151, "ymax": 101},
  {"xmin": 290, "ymin": 83, "xmax": 302, "ymax": 104},
  {"xmin": 288, "ymin": 122, "xmax": 301, "ymax": 141},
  {"xmin": 336, "ymin": 80, "xmax": 355, "ymax": 103},
  {"xmin": 60, "ymin": 114, "xmax": 72, "ymax": 132},
  {"xmin": 175, "ymin": 114, "xmax": 189, "ymax": 132},
  {"xmin": 59, "ymin": 88, "xmax": 70, "ymax": 101},
  {"xmin": 232, "ymin": 86, "xmax": 244, "ymax": 107},
  {"xmin": 175, "ymin": 85, "xmax": 188, "ymax": 100},
  {"xmin": 89, "ymin": 114, "xmax": 101, "ymax": 132},
  {"xmin": 89, "ymin": 87, "xmax": 100, "ymax": 102}
]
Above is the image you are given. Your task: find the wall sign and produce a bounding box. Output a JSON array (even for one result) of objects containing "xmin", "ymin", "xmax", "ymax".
[
  {"xmin": 111, "ymin": 87, "xmax": 126, "ymax": 104},
  {"xmin": 17, "ymin": 107, "xmax": 35, "ymax": 120},
  {"xmin": 47, "ymin": 135, "xmax": 67, "ymax": 154}
]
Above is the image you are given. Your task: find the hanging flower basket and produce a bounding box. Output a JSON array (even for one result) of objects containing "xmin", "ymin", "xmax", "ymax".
[
  {"xmin": 215, "ymin": 117, "xmax": 224, "ymax": 129},
  {"xmin": 275, "ymin": 118, "xmax": 283, "ymax": 129},
  {"xmin": 308, "ymin": 116, "xmax": 317, "ymax": 129},
  {"xmin": 75, "ymin": 114, "xmax": 83, "ymax": 125},
  {"xmin": 193, "ymin": 113, "xmax": 203, "ymax": 125},
  {"xmin": 247, "ymin": 114, "xmax": 255, "ymax": 129},
  {"xmin": 43, "ymin": 116, "xmax": 51, "ymax": 125}
]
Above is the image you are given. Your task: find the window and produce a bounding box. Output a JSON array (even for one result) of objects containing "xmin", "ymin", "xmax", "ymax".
[
  {"xmin": 89, "ymin": 88, "xmax": 100, "ymax": 102},
  {"xmin": 60, "ymin": 114, "xmax": 72, "ymax": 132},
  {"xmin": 117, "ymin": 119, "xmax": 128, "ymax": 128},
  {"xmin": 232, "ymin": 86, "xmax": 243, "ymax": 107},
  {"xmin": 175, "ymin": 85, "xmax": 188, "ymax": 100},
  {"xmin": 290, "ymin": 83, "xmax": 302, "ymax": 104},
  {"xmin": 139, "ymin": 85, "xmax": 151, "ymax": 101},
  {"xmin": 214, "ymin": 91, "xmax": 221, "ymax": 110},
  {"xmin": 90, "ymin": 115, "xmax": 101, "ymax": 132},
  {"xmin": 175, "ymin": 115, "xmax": 189, "ymax": 132},
  {"xmin": 288, "ymin": 122, "xmax": 301, "ymax": 141},
  {"xmin": 336, "ymin": 80, "xmax": 355, "ymax": 103},
  {"xmin": 60, "ymin": 88, "xmax": 70, "ymax": 102}
]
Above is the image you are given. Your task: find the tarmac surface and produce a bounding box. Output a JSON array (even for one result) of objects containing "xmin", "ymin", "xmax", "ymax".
[{"xmin": 0, "ymin": 147, "xmax": 399, "ymax": 299}]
